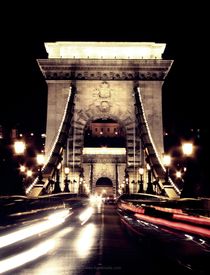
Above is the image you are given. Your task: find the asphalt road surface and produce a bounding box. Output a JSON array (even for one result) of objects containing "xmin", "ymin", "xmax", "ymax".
[{"xmin": 4, "ymin": 202, "xmax": 209, "ymax": 275}]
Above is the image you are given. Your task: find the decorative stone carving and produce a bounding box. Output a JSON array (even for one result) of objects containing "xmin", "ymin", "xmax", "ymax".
[
  {"xmin": 98, "ymin": 81, "xmax": 111, "ymax": 98},
  {"xmin": 39, "ymin": 59, "xmax": 171, "ymax": 81},
  {"xmin": 99, "ymin": 101, "xmax": 110, "ymax": 113},
  {"xmin": 44, "ymin": 71, "xmax": 165, "ymax": 80}
]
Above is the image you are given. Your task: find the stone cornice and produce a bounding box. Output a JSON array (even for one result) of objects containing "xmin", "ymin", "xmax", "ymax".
[
  {"xmin": 45, "ymin": 41, "xmax": 166, "ymax": 59},
  {"xmin": 37, "ymin": 59, "xmax": 173, "ymax": 81}
]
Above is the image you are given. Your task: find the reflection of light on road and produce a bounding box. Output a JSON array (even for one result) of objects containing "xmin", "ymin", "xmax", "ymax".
[
  {"xmin": 0, "ymin": 209, "xmax": 70, "ymax": 249},
  {"xmin": 89, "ymin": 195, "xmax": 103, "ymax": 213},
  {"xmin": 28, "ymin": 227, "xmax": 75, "ymax": 275},
  {"xmin": 75, "ymin": 223, "xmax": 97, "ymax": 258},
  {"xmin": 0, "ymin": 239, "xmax": 55, "ymax": 274},
  {"xmin": 79, "ymin": 207, "xmax": 93, "ymax": 225}
]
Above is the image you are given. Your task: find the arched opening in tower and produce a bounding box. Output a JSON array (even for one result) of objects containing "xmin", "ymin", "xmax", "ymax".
[
  {"xmin": 84, "ymin": 118, "xmax": 126, "ymax": 148},
  {"xmin": 95, "ymin": 177, "xmax": 113, "ymax": 197},
  {"xmin": 96, "ymin": 177, "xmax": 113, "ymax": 186}
]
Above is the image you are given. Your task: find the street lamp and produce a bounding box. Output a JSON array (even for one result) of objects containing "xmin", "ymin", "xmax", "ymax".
[
  {"xmin": 20, "ymin": 165, "xmax": 26, "ymax": 173},
  {"xmin": 14, "ymin": 140, "xmax": 26, "ymax": 156},
  {"xmin": 138, "ymin": 167, "xmax": 144, "ymax": 193},
  {"xmin": 36, "ymin": 153, "xmax": 45, "ymax": 183},
  {"xmin": 73, "ymin": 179, "xmax": 77, "ymax": 193},
  {"xmin": 182, "ymin": 142, "xmax": 193, "ymax": 157},
  {"xmin": 53, "ymin": 163, "xmax": 62, "ymax": 193},
  {"xmin": 181, "ymin": 142, "xmax": 194, "ymax": 175},
  {"xmin": 175, "ymin": 170, "xmax": 184, "ymax": 191},
  {"xmin": 146, "ymin": 163, "xmax": 153, "ymax": 194},
  {"xmin": 131, "ymin": 180, "xmax": 135, "ymax": 193},
  {"xmin": 121, "ymin": 181, "xmax": 125, "ymax": 193},
  {"xmin": 125, "ymin": 171, "xmax": 130, "ymax": 194},
  {"xmin": 79, "ymin": 170, "xmax": 84, "ymax": 194},
  {"xmin": 163, "ymin": 154, "xmax": 171, "ymax": 184},
  {"xmin": 13, "ymin": 140, "xmax": 26, "ymax": 195},
  {"xmin": 19, "ymin": 165, "xmax": 26, "ymax": 188},
  {"xmin": 26, "ymin": 169, "xmax": 33, "ymax": 178},
  {"xmin": 64, "ymin": 167, "xmax": 70, "ymax": 192},
  {"xmin": 181, "ymin": 142, "xmax": 194, "ymax": 198}
]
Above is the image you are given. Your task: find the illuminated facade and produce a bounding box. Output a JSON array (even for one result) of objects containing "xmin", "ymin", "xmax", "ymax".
[{"xmin": 37, "ymin": 41, "xmax": 173, "ymax": 196}]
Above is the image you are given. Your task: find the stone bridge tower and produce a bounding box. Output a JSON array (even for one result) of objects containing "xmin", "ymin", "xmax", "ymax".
[{"xmin": 37, "ymin": 42, "xmax": 175, "ymax": 197}]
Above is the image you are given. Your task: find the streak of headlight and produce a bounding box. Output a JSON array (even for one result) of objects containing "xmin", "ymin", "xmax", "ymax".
[
  {"xmin": 0, "ymin": 209, "xmax": 70, "ymax": 249},
  {"xmin": 79, "ymin": 207, "xmax": 93, "ymax": 225},
  {"xmin": 184, "ymin": 234, "xmax": 193, "ymax": 240},
  {"xmin": 135, "ymin": 213, "xmax": 210, "ymax": 238},
  {"xmin": 0, "ymin": 239, "xmax": 55, "ymax": 274},
  {"xmin": 199, "ymin": 238, "xmax": 206, "ymax": 245},
  {"xmin": 75, "ymin": 223, "xmax": 97, "ymax": 257}
]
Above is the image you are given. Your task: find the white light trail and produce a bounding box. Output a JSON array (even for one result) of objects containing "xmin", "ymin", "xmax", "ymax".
[
  {"xmin": 0, "ymin": 209, "xmax": 70, "ymax": 249},
  {"xmin": 0, "ymin": 239, "xmax": 55, "ymax": 274}
]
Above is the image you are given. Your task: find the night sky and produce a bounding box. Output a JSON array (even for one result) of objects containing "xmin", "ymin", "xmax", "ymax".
[{"xmin": 1, "ymin": 4, "xmax": 209, "ymax": 137}]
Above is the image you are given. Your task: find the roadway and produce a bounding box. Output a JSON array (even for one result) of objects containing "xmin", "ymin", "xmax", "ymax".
[{"xmin": 1, "ymin": 200, "xmax": 209, "ymax": 275}]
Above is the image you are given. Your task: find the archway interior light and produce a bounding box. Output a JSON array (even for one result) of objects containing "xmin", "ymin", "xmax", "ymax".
[{"xmin": 83, "ymin": 147, "xmax": 126, "ymax": 155}]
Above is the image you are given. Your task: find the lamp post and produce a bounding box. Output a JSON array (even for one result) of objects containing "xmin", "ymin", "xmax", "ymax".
[
  {"xmin": 19, "ymin": 165, "xmax": 26, "ymax": 189},
  {"xmin": 79, "ymin": 168, "xmax": 84, "ymax": 194},
  {"xmin": 53, "ymin": 163, "xmax": 62, "ymax": 193},
  {"xmin": 36, "ymin": 153, "xmax": 45, "ymax": 184},
  {"xmin": 131, "ymin": 180, "xmax": 135, "ymax": 193},
  {"xmin": 121, "ymin": 181, "xmax": 125, "ymax": 194},
  {"xmin": 64, "ymin": 167, "xmax": 70, "ymax": 192},
  {"xmin": 138, "ymin": 167, "xmax": 144, "ymax": 193},
  {"xmin": 73, "ymin": 179, "xmax": 77, "ymax": 193},
  {"xmin": 163, "ymin": 154, "xmax": 171, "ymax": 185},
  {"xmin": 146, "ymin": 163, "xmax": 153, "ymax": 194},
  {"xmin": 125, "ymin": 171, "xmax": 130, "ymax": 194},
  {"xmin": 175, "ymin": 170, "xmax": 184, "ymax": 191},
  {"xmin": 181, "ymin": 142, "xmax": 194, "ymax": 198},
  {"xmin": 13, "ymin": 140, "xmax": 26, "ymax": 195}
]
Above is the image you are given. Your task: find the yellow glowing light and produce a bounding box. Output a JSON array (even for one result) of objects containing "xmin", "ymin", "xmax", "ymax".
[
  {"xmin": 182, "ymin": 142, "xmax": 193, "ymax": 156},
  {"xmin": 26, "ymin": 170, "xmax": 33, "ymax": 177},
  {"xmin": 176, "ymin": 171, "xmax": 182, "ymax": 178},
  {"xmin": 139, "ymin": 167, "xmax": 144, "ymax": 175},
  {"xmin": 36, "ymin": 153, "xmax": 45, "ymax": 165},
  {"xmin": 163, "ymin": 155, "xmax": 171, "ymax": 167},
  {"xmin": 45, "ymin": 41, "xmax": 166, "ymax": 59},
  {"xmin": 64, "ymin": 167, "xmax": 70, "ymax": 175},
  {"xmin": 20, "ymin": 165, "xmax": 26, "ymax": 173},
  {"xmin": 14, "ymin": 141, "xmax": 26, "ymax": 155}
]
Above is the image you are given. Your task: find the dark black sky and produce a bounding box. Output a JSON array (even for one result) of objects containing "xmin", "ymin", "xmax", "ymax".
[{"xmin": 1, "ymin": 3, "xmax": 209, "ymax": 137}]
